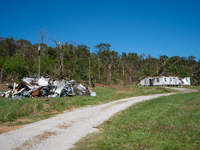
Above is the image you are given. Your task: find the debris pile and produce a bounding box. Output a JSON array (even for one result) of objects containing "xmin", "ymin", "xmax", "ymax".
[{"xmin": 0, "ymin": 77, "xmax": 96, "ymax": 99}]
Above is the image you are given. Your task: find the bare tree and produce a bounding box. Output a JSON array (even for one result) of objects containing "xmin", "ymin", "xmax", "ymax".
[
  {"xmin": 156, "ymin": 55, "xmax": 179, "ymax": 76},
  {"xmin": 38, "ymin": 29, "xmax": 49, "ymax": 57},
  {"xmin": 158, "ymin": 55, "xmax": 168, "ymax": 76},
  {"xmin": 107, "ymin": 51, "xmax": 120, "ymax": 85},
  {"xmin": 122, "ymin": 61, "xmax": 125, "ymax": 86},
  {"xmin": 98, "ymin": 57, "xmax": 100, "ymax": 83},
  {"xmin": 161, "ymin": 59, "xmax": 180, "ymax": 75},
  {"xmin": 51, "ymin": 37, "xmax": 75, "ymax": 79}
]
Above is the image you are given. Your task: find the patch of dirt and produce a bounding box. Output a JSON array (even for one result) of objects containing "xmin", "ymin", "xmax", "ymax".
[
  {"xmin": 138, "ymin": 145, "xmax": 145, "ymax": 150},
  {"xmin": 12, "ymin": 118, "xmax": 33, "ymax": 124},
  {"xmin": 101, "ymin": 101, "xmax": 127, "ymax": 110},
  {"xmin": 156, "ymin": 87, "xmax": 171, "ymax": 92},
  {"xmin": 14, "ymin": 131, "xmax": 57, "ymax": 150},
  {"xmin": 44, "ymin": 109, "xmax": 58, "ymax": 114},
  {"xmin": 65, "ymin": 106, "xmax": 79, "ymax": 112},
  {"xmin": 0, "ymin": 83, "xmax": 13, "ymax": 92},
  {"xmin": 0, "ymin": 125, "xmax": 24, "ymax": 134},
  {"xmin": 92, "ymin": 126, "xmax": 102, "ymax": 133},
  {"xmin": 56, "ymin": 124, "xmax": 70, "ymax": 129},
  {"xmin": 43, "ymin": 103, "xmax": 50, "ymax": 108},
  {"xmin": 0, "ymin": 118, "xmax": 32, "ymax": 134}
]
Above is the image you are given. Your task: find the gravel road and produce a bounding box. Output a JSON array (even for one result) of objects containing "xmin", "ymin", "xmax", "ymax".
[{"xmin": 0, "ymin": 88, "xmax": 197, "ymax": 150}]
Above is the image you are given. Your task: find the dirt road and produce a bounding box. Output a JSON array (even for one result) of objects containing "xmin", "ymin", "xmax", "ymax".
[{"xmin": 0, "ymin": 88, "xmax": 198, "ymax": 150}]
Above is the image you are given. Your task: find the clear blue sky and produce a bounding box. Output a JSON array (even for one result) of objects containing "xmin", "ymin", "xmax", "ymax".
[{"xmin": 1, "ymin": 0, "xmax": 200, "ymax": 60}]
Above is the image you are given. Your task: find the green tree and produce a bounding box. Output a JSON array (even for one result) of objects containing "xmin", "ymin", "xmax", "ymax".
[
  {"xmin": 0, "ymin": 36, "xmax": 17, "ymax": 82},
  {"xmin": 94, "ymin": 43, "xmax": 120, "ymax": 84},
  {"xmin": 4, "ymin": 54, "xmax": 28, "ymax": 81}
]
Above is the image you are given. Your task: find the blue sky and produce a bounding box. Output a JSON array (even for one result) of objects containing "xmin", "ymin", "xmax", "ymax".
[{"xmin": 1, "ymin": 0, "xmax": 200, "ymax": 60}]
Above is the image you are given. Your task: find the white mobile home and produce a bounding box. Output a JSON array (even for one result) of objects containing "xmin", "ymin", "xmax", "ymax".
[
  {"xmin": 140, "ymin": 77, "xmax": 154, "ymax": 86},
  {"xmin": 168, "ymin": 76, "xmax": 180, "ymax": 86},
  {"xmin": 151, "ymin": 76, "xmax": 171, "ymax": 86},
  {"xmin": 153, "ymin": 76, "xmax": 164, "ymax": 86},
  {"xmin": 140, "ymin": 76, "xmax": 168, "ymax": 86},
  {"xmin": 139, "ymin": 76, "xmax": 185, "ymax": 86},
  {"xmin": 181, "ymin": 77, "xmax": 191, "ymax": 87},
  {"xmin": 163, "ymin": 77, "xmax": 170, "ymax": 86}
]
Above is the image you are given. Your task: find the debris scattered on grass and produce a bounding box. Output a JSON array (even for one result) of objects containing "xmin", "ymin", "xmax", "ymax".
[{"xmin": 0, "ymin": 76, "xmax": 96, "ymax": 99}]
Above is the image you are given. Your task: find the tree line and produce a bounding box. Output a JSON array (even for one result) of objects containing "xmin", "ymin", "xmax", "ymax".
[{"xmin": 0, "ymin": 36, "xmax": 200, "ymax": 85}]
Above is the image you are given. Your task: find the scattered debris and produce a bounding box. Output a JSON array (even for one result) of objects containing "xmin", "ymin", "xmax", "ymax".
[{"xmin": 0, "ymin": 77, "xmax": 96, "ymax": 98}]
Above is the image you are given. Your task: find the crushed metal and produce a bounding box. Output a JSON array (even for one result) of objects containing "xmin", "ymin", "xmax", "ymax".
[{"xmin": 0, "ymin": 76, "xmax": 96, "ymax": 99}]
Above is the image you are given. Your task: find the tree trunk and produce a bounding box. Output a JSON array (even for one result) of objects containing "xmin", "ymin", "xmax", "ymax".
[
  {"xmin": 191, "ymin": 74, "xmax": 194, "ymax": 85},
  {"xmin": 98, "ymin": 58, "xmax": 100, "ymax": 83},
  {"xmin": 0, "ymin": 66, "xmax": 3, "ymax": 84},
  {"xmin": 60, "ymin": 51, "xmax": 64, "ymax": 79},
  {"xmin": 89, "ymin": 57, "xmax": 91, "ymax": 84},
  {"xmin": 156, "ymin": 63, "xmax": 159, "ymax": 76},
  {"xmin": 122, "ymin": 64, "xmax": 125, "ymax": 86},
  {"xmin": 107, "ymin": 64, "xmax": 112, "ymax": 85},
  {"xmin": 129, "ymin": 67, "xmax": 132, "ymax": 85}
]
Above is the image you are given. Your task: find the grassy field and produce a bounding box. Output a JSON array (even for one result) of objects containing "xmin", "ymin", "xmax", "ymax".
[
  {"xmin": 188, "ymin": 86, "xmax": 200, "ymax": 92},
  {"xmin": 0, "ymin": 85, "xmax": 174, "ymax": 125},
  {"xmin": 72, "ymin": 92, "xmax": 200, "ymax": 150}
]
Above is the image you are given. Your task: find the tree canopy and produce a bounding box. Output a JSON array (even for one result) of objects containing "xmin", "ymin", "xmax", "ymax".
[{"xmin": 0, "ymin": 36, "xmax": 199, "ymax": 85}]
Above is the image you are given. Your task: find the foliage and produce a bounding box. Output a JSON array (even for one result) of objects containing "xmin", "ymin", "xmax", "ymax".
[
  {"xmin": 3, "ymin": 54, "xmax": 29, "ymax": 80},
  {"xmin": 0, "ymin": 36, "xmax": 200, "ymax": 84}
]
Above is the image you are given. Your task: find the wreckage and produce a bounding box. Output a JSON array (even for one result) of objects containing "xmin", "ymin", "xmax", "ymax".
[{"xmin": 0, "ymin": 77, "xmax": 96, "ymax": 99}]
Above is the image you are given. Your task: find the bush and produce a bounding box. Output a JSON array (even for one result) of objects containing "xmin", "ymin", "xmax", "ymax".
[{"xmin": 4, "ymin": 54, "xmax": 29, "ymax": 80}]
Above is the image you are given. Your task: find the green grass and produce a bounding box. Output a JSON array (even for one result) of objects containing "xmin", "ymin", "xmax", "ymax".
[
  {"xmin": 72, "ymin": 92, "xmax": 200, "ymax": 150},
  {"xmin": 0, "ymin": 86, "xmax": 173, "ymax": 124},
  {"xmin": 188, "ymin": 86, "xmax": 200, "ymax": 91}
]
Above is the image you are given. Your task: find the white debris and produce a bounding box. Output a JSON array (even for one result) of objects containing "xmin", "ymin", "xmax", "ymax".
[
  {"xmin": 1, "ymin": 76, "xmax": 97, "ymax": 98},
  {"xmin": 90, "ymin": 90, "xmax": 97, "ymax": 96}
]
